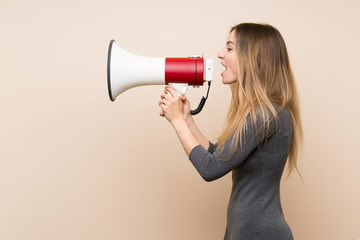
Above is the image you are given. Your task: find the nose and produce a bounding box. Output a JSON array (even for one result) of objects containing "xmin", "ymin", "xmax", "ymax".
[{"xmin": 217, "ymin": 48, "xmax": 225, "ymax": 59}]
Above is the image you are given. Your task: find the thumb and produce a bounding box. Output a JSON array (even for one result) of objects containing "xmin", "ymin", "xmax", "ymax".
[
  {"xmin": 181, "ymin": 95, "xmax": 188, "ymax": 102},
  {"xmin": 182, "ymin": 95, "xmax": 191, "ymax": 106}
]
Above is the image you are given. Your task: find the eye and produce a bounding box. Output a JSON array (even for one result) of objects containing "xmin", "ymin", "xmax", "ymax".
[{"xmin": 227, "ymin": 48, "xmax": 233, "ymax": 51}]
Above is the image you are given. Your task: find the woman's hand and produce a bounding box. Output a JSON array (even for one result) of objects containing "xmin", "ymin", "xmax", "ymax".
[
  {"xmin": 159, "ymin": 87, "xmax": 200, "ymax": 156},
  {"xmin": 159, "ymin": 87, "xmax": 189, "ymax": 124},
  {"xmin": 180, "ymin": 93, "xmax": 191, "ymax": 121}
]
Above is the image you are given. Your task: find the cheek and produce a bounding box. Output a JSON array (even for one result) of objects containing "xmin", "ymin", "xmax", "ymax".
[
  {"xmin": 229, "ymin": 62, "xmax": 238, "ymax": 77},
  {"xmin": 228, "ymin": 55, "xmax": 237, "ymax": 73},
  {"xmin": 228, "ymin": 61, "xmax": 238, "ymax": 83}
]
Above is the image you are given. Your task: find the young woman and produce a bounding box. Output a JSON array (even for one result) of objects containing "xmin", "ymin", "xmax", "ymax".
[{"xmin": 159, "ymin": 23, "xmax": 302, "ymax": 240}]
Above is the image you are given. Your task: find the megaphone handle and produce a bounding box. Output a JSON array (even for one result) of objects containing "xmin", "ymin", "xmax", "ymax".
[
  {"xmin": 167, "ymin": 82, "xmax": 211, "ymax": 115},
  {"xmin": 168, "ymin": 83, "xmax": 188, "ymax": 95}
]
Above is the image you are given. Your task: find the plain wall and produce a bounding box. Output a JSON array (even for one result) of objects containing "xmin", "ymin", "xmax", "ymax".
[{"xmin": 1, "ymin": 0, "xmax": 359, "ymax": 239}]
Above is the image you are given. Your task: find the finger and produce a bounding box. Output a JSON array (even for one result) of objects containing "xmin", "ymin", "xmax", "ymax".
[
  {"xmin": 163, "ymin": 88, "xmax": 172, "ymax": 98},
  {"xmin": 158, "ymin": 100, "xmax": 166, "ymax": 108},
  {"xmin": 165, "ymin": 87, "xmax": 179, "ymax": 99},
  {"xmin": 163, "ymin": 92, "xmax": 173, "ymax": 101},
  {"xmin": 159, "ymin": 103, "xmax": 167, "ymax": 111},
  {"xmin": 160, "ymin": 98, "xmax": 170, "ymax": 105}
]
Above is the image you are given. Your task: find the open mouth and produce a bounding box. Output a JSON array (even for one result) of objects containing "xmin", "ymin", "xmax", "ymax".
[{"xmin": 221, "ymin": 62, "xmax": 227, "ymax": 76}]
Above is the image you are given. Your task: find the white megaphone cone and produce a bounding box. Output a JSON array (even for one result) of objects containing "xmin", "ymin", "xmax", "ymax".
[
  {"xmin": 107, "ymin": 40, "xmax": 166, "ymax": 101},
  {"xmin": 107, "ymin": 40, "xmax": 214, "ymax": 115}
]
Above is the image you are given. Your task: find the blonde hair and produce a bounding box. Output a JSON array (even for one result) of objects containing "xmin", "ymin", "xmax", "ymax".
[{"xmin": 216, "ymin": 23, "xmax": 303, "ymax": 177}]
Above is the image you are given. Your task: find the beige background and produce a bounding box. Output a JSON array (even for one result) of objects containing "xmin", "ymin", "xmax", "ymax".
[{"xmin": 1, "ymin": 0, "xmax": 359, "ymax": 239}]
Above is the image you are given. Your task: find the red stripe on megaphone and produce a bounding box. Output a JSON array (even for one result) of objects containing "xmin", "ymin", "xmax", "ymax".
[{"xmin": 165, "ymin": 58, "xmax": 204, "ymax": 86}]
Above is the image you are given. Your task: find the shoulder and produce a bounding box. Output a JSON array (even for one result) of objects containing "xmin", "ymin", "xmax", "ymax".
[
  {"xmin": 272, "ymin": 104, "xmax": 293, "ymax": 138},
  {"xmin": 246, "ymin": 103, "xmax": 292, "ymax": 135},
  {"xmin": 247, "ymin": 103, "xmax": 290, "ymax": 124},
  {"xmin": 273, "ymin": 104, "xmax": 292, "ymax": 126}
]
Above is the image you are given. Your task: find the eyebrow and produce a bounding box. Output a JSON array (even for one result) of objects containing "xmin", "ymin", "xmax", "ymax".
[{"xmin": 226, "ymin": 41, "xmax": 234, "ymax": 45}]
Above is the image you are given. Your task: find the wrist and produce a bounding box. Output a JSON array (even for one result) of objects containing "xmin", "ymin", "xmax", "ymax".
[
  {"xmin": 171, "ymin": 117, "xmax": 187, "ymax": 131},
  {"xmin": 184, "ymin": 115, "xmax": 194, "ymax": 125}
]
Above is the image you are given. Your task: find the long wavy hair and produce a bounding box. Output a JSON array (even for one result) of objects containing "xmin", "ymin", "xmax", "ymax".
[{"xmin": 216, "ymin": 23, "xmax": 303, "ymax": 177}]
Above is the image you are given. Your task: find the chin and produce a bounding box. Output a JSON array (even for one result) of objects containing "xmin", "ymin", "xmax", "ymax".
[{"xmin": 222, "ymin": 78, "xmax": 236, "ymax": 85}]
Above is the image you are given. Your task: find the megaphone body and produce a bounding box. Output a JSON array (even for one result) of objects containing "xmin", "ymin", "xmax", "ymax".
[
  {"xmin": 107, "ymin": 40, "xmax": 213, "ymax": 115},
  {"xmin": 107, "ymin": 40, "xmax": 214, "ymax": 101}
]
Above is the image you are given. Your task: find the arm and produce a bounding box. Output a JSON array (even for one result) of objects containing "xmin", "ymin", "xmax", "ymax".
[
  {"xmin": 159, "ymin": 87, "xmax": 210, "ymax": 153},
  {"xmin": 188, "ymin": 112, "xmax": 278, "ymax": 182},
  {"xmin": 160, "ymin": 87, "xmax": 266, "ymax": 182},
  {"xmin": 184, "ymin": 112, "xmax": 210, "ymax": 151},
  {"xmin": 170, "ymin": 118, "xmax": 200, "ymax": 156}
]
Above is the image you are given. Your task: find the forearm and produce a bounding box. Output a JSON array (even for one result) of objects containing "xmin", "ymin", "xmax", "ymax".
[
  {"xmin": 185, "ymin": 117, "xmax": 210, "ymax": 150},
  {"xmin": 171, "ymin": 118, "xmax": 201, "ymax": 156}
]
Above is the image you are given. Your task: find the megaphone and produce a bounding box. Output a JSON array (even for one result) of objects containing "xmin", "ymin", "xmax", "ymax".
[{"xmin": 107, "ymin": 40, "xmax": 214, "ymax": 115}]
